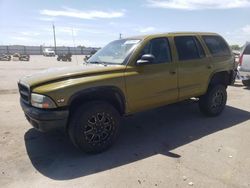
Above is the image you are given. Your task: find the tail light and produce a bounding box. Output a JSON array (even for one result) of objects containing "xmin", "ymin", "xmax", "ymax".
[{"xmin": 239, "ymin": 54, "xmax": 243, "ymax": 66}]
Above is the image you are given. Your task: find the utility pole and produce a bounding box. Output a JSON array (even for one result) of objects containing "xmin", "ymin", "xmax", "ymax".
[
  {"xmin": 53, "ymin": 23, "xmax": 57, "ymax": 54},
  {"xmin": 119, "ymin": 33, "xmax": 122, "ymax": 39}
]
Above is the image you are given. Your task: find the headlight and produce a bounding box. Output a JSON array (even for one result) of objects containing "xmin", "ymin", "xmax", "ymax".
[{"xmin": 31, "ymin": 93, "xmax": 56, "ymax": 109}]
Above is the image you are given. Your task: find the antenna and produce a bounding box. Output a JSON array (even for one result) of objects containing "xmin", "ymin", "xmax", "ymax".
[{"xmin": 52, "ymin": 23, "xmax": 57, "ymax": 54}]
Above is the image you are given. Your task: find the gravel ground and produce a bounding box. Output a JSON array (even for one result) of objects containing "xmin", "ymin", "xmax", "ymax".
[{"xmin": 0, "ymin": 56, "xmax": 250, "ymax": 188}]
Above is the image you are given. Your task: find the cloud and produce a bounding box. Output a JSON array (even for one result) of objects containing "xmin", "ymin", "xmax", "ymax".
[
  {"xmin": 147, "ymin": 0, "xmax": 250, "ymax": 10},
  {"xmin": 40, "ymin": 7, "xmax": 125, "ymax": 19},
  {"xmin": 20, "ymin": 32, "xmax": 40, "ymax": 37},
  {"xmin": 224, "ymin": 25, "xmax": 250, "ymax": 45},
  {"xmin": 10, "ymin": 36, "xmax": 30, "ymax": 41},
  {"xmin": 56, "ymin": 26, "xmax": 80, "ymax": 35},
  {"xmin": 42, "ymin": 26, "xmax": 104, "ymax": 36},
  {"xmin": 138, "ymin": 27, "xmax": 156, "ymax": 33},
  {"xmin": 241, "ymin": 25, "xmax": 250, "ymax": 34},
  {"xmin": 38, "ymin": 17, "xmax": 57, "ymax": 21}
]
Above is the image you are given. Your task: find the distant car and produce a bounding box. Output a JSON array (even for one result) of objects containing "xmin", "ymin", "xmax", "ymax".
[
  {"xmin": 0, "ymin": 54, "xmax": 11, "ymax": 61},
  {"xmin": 57, "ymin": 53, "xmax": 72, "ymax": 62},
  {"xmin": 43, "ymin": 48, "xmax": 55, "ymax": 56},
  {"xmin": 238, "ymin": 42, "xmax": 250, "ymax": 86},
  {"xmin": 19, "ymin": 54, "xmax": 30, "ymax": 61},
  {"xmin": 12, "ymin": 53, "xmax": 21, "ymax": 61}
]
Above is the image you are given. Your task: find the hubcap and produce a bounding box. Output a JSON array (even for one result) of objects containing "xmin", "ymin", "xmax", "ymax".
[
  {"xmin": 211, "ymin": 91, "xmax": 224, "ymax": 110},
  {"xmin": 83, "ymin": 112, "xmax": 114, "ymax": 145}
]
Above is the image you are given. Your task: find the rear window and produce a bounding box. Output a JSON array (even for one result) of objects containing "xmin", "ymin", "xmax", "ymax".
[
  {"xmin": 202, "ymin": 35, "xmax": 231, "ymax": 57},
  {"xmin": 174, "ymin": 36, "xmax": 205, "ymax": 61},
  {"xmin": 243, "ymin": 44, "xmax": 250, "ymax": 55}
]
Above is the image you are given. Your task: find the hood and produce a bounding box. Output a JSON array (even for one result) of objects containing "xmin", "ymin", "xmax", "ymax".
[{"xmin": 20, "ymin": 63, "xmax": 126, "ymax": 88}]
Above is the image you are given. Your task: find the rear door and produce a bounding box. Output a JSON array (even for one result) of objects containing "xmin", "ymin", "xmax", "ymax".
[{"xmin": 174, "ymin": 36, "xmax": 212, "ymax": 100}]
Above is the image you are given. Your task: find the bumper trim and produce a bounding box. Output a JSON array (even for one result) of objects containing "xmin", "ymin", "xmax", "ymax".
[{"xmin": 20, "ymin": 100, "xmax": 69, "ymax": 132}]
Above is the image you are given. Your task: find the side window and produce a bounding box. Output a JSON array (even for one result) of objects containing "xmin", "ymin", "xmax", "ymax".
[
  {"xmin": 139, "ymin": 38, "xmax": 172, "ymax": 64},
  {"xmin": 202, "ymin": 35, "xmax": 231, "ymax": 56},
  {"xmin": 174, "ymin": 36, "xmax": 205, "ymax": 61},
  {"xmin": 243, "ymin": 44, "xmax": 250, "ymax": 55}
]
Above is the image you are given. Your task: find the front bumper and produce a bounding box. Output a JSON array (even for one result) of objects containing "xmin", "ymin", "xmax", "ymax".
[{"xmin": 20, "ymin": 100, "xmax": 69, "ymax": 132}]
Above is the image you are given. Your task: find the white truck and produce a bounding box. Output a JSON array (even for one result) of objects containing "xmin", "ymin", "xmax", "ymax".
[
  {"xmin": 238, "ymin": 42, "xmax": 250, "ymax": 86},
  {"xmin": 43, "ymin": 48, "xmax": 55, "ymax": 57}
]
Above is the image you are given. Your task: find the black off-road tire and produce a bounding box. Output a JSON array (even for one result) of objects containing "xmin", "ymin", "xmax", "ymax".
[
  {"xmin": 68, "ymin": 101, "xmax": 121, "ymax": 153},
  {"xmin": 242, "ymin": 79, "xmax": 250, "ymax": 86},
  {"xmin": 199, "ymin": 85, "xmax": 227, "ymax": 117}
]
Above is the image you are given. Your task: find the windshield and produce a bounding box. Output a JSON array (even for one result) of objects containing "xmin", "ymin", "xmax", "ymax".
[
  {"xmin": 88, "ymin": 39, "xmax": 140, "ymax": 65},
  {"xmin": 44, "ymin": 48, "xmax": 53, "ymax": 52}
]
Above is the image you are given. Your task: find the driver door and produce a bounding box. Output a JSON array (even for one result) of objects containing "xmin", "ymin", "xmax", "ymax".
[{"xmin": 125, "ymin": 37, "xmax": 178, "ymax": 113}]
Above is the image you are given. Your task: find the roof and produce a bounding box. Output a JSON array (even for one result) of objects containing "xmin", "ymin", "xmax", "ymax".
[{"xmin": 126, "ymin": 32, "xmax": 219, "ymax": 40}]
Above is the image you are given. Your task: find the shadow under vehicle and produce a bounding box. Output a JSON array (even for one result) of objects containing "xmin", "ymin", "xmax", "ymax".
[{"xmin": 24, "ymin": 101, "xmax": 250, "ymax": 180}]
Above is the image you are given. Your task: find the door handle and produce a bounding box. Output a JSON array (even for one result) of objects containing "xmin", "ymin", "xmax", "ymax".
[{"xmin": 169, "ymin": 71, "xmax": 176, "ymax": 75}]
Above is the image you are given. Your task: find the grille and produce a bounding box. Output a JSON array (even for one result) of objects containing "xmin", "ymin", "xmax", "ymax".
[{"xmin": 18, "ymin": 82, "xmax": 30, "ymax": 103}]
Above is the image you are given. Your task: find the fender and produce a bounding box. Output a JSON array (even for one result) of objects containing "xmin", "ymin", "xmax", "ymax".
[{"xmin": 68, "ymin": 86, "xmax": 126, "ymax": 115}]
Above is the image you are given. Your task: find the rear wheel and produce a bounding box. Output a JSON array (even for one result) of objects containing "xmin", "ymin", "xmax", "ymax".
[
  {"xmin": 199, "ymin": 85, "xmax": 227, "ymax": 117},
  {"xmin": 242, "ymin": 79, "xmax": 250, "ymax": 86},
  {"xmin": 68, "ymin": 101, "xmax": 121, "ymax": 153}
]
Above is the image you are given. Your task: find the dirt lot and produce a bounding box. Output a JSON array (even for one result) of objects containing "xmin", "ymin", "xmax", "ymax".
[{"xmin": 0, "ymin": 56, "xmax": 250, "ymax": 188}]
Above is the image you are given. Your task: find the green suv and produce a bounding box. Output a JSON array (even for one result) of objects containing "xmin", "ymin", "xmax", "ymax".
[{"xmin": 18, "ymin": 32, "xmax": 237, "ymax": 153}]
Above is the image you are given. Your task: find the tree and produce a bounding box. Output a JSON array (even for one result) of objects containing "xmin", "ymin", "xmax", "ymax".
[{"xmin": 230, "ymin": 45, "xmax": 241, "ymax": 51}]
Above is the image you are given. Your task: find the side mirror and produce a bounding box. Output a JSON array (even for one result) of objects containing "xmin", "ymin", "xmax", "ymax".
[{"xmin": 137, "ymin": 54, "xmax": 155, "ymax": 65}]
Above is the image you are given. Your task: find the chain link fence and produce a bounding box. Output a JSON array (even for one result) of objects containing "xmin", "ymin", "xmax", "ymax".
[{"xmin": 0, "ymin": 45, "xmax": 100, "ymax": 55}]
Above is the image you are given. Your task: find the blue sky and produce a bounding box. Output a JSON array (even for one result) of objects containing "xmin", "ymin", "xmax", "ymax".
[{"xmin": 0, "ymin": 0, "xmax": 249, "ymax": 47}]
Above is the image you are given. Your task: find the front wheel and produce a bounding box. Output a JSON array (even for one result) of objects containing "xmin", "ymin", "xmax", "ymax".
[
  {"xmin": 68, "ymin": 101, "xmax": 121, "ymax": 153},
  {"xmin": 242, "ymin": 79, "xmax": 250, "ymax": 86},
  {"xmin": 199, "ymin": 85, "xmax": 227, "ymax": 117}
]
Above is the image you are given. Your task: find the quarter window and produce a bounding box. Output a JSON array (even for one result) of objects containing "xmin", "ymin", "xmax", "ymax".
[
  {"xmin": 202, "ymin": 36, "xmax": 231, "ymax": 56},
  {"xmin": 139, "ymin": 38, "xmax": 172, "ymax": 64},
  {"xmin": 174, "ymin": 36, "xmax": 205, "ymax": 61}
]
